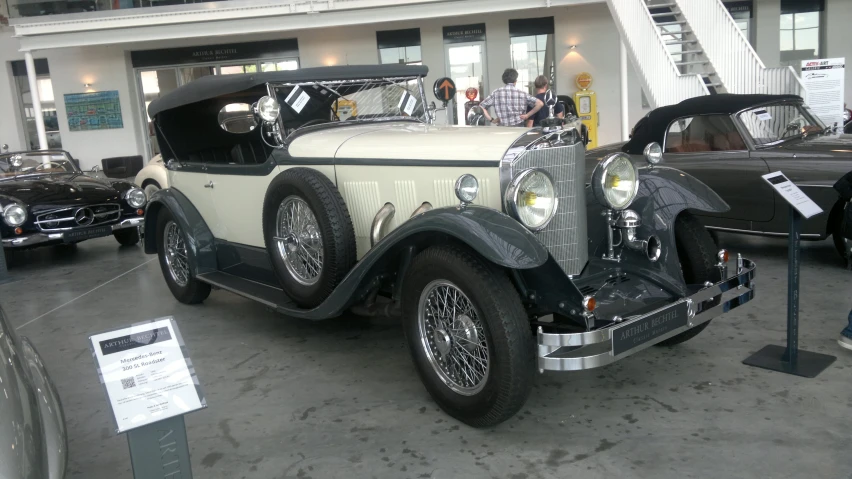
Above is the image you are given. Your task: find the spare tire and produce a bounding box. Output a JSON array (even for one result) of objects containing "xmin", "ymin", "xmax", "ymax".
[{"xmin": 262, "ymin": 168, "xmax": 356, "ymax": 308}]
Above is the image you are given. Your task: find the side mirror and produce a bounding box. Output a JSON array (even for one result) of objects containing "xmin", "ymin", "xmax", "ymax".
[
  {"xmin": 219, "ymin": 103, "xmax": 259, "ymax": 134},
  {"xmin": 91, "ymin": 165, "xmax": 100, "ymax": 172}
]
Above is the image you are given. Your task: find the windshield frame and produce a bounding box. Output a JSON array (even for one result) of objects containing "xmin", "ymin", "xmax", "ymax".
[
  {"xmin": 265, "ymin": 76, "xmax": 430, "ymax": 139},
  {"xmin": 0, "ymin": 150, "xmax": 81, "ymax": 181},
  {"xmin": 735, "ymin": 99, "xmax": 825, "ymax": 149}
]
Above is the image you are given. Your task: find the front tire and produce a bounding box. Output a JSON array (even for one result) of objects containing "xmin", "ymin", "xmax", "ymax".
[
  {"xmin": 657, "ymin": 212, "xmax": 717, "ymax": 347},
  {"xmin": 113, "ymin": 228, "xmax": 140, "ymax": 246},
  {"xmin": 156, "ymin": 210, "xmax": 210, "ymax": 304},
  {"xmin": 402, "ymin": 245, "xmax": 534, "ymax": 428}
]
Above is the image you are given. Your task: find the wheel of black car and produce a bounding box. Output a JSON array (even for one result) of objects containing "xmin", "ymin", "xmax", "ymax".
[
  {"xmin": 113, "ymin": 228, "xmax": 140, "ymax": 246},
  {"xmin": 156, "ymin": 209, "xmax": 211, "ymax": 304},
  {"xmin": 402, "ymin": 245, "xmax": 534, "ymax": 428},
  {"xmin": 657, "ymin": 212, "xmax": 718, "ymax": 347},
  {"xmin": 263, "ymin": 168, "xmax": 356, "ymax": 308}
]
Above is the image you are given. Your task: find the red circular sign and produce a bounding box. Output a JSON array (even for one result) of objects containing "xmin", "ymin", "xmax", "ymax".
[{"xmin": 465, "ymin": 87, "xmax": 478, "ymax": 101}]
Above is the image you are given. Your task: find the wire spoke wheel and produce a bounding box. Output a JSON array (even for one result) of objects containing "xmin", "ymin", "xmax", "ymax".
[
  {"xmin": 417, "ymin": 280, "xmax": 490, "ymax": 396},
  {"xmin": 275, "ymin": 196, "xmax": 324, "ymax": 286},
  {"xmin": 163, "ymin": 221, "xmax": 189, "ymax": 287}
]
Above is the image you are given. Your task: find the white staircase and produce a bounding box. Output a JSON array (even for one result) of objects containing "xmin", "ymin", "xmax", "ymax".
[{"xmin": 606, "ymin": 0, "xmax": 806, "ymax": 109}]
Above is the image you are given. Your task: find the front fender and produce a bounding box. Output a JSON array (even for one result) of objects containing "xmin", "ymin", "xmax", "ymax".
[
  {"xmin": 143, "ymin": 188, "xmax": 217, "ymax": 276},
  {"xmin": 585, "ymin": 166, "xmax": 729, "ymax": 295},
  {"xmin": 135, "ymin": 163, "xmax": 168, "ymax": 189}
]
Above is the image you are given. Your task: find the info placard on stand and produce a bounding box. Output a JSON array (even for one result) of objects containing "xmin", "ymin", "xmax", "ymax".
[
  {"xmin": 89, "ymin": 317, "xmax": 206, "ymax": 478},
  {"xmin": 742, "ymin": 172, "xmax": 837, "ymax": 378}
]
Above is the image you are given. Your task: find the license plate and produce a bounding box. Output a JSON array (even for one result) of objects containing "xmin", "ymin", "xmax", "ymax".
[
  {"xmin": 64, "ymin": 225, "xmax": 112, "ymax": 243},
  {"xmin": 611, "ymin": 301, "xmax": 690, "ymax": 356}
]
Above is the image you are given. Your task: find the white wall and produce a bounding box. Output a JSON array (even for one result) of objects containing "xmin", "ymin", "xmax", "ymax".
[
  {"xmin": 825, "ymin": 0, "xmax": 852, "ymax": 104},
  {"xmin": 0, "ymin": 3, "xmax": 643, "ymax": 164},
  {"xmin": 0, "ymin": 28, "xmax": 26, "ymax": 152}
]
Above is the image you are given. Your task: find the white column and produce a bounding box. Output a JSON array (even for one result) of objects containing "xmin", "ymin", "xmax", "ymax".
[
  {"xmin": 619, "ymin": 39, "xmax": 629, "ymax": 141},
  {"xmin": 24, "ymin": 51, "xmax": 48, "ymax": 150}
]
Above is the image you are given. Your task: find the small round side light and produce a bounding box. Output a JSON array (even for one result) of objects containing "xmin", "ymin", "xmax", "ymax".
[
  {"xmin": 717, "ymin": 249, "xmax": 729, "ymax": 264},
  {"xmin": 582, "ymin": 296, "xmax": 596, "ymax": 312},
  {"xmin": 643, "ymin": 142, "xmax": 663, "ymax": 165}
]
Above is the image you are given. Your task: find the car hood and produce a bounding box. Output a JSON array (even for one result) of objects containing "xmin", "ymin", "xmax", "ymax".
[
  {"xmin": 288, "ymin": 122, "xmax": 531, "ymax": 161},
  {"xmin": 0, "ymin": 174, "xmax": 122, "ymax": 206},
  {"xmin": 777, "ymin": 133, "xmax": 852, "ymax": 153}
]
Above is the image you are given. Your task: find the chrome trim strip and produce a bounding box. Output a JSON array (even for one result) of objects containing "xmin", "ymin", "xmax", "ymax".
[
  {"xmin": 537, "ymin": 258, "xmax": 756, "ymax": 371},
  {"xmin": 706, "ymin": 225, "xmax": 822, "ymax": 238}
]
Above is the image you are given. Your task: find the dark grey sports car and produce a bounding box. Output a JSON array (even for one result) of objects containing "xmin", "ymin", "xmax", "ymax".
[{"xmin": 587, "ymin": 94, "xmax": 852, "ymax": 261}]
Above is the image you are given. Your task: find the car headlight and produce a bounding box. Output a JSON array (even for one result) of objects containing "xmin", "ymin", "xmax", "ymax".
[
  {"xmin": 505, "ymin": 168, "xmax": 558, "ymax": 231},
  {"xmin": 643, "ymin": 142, "xmax": 663, "ymax": 165},
  {"xmin": 592, "ymin": 153, "xmax": 639, "ymax": 210},
  {"xmin": 257, "ymin": 95, "xmax": 280, "ymax": 122},
  {"xmin": 455, "ymin": 174, "xmax": 479, "ymax": 203},
  {"xmin": 3, "ymin": 204, "xmax": 27, "ymax": 227},
  {"xmin": 125, "ymin": 188, "xmax": 147, "ymax": 208}
]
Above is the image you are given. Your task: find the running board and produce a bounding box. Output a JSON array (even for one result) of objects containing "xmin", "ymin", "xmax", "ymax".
[{"xmin": 197, "ymin": 271, "xmax": 296, "ymax": 310}]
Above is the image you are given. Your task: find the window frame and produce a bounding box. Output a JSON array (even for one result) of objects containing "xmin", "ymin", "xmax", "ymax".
[{"xmin": 662, "ymin": 113, "xmax": 750, "ymax": 154}]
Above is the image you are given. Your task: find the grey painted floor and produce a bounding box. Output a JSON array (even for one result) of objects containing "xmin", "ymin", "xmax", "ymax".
[{"xmin": 1, "ymin": 232, "xmax": 850, "ymax": 479}]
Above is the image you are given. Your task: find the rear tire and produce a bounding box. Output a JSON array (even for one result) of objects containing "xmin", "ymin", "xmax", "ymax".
[
  {"xmin": 402, "ymin": 245, "xmax": 534, "ymax": 428},
  {"xmin": 156, "ymin": 210, "xmax": 210, "ymax": 304},
  {"xmin": 113, "ymin": 228, "xmax": 140, "ymax": 246},
  {"xmin": 656, "ymin": 213, "xmax": 717, "ymax": 347}
]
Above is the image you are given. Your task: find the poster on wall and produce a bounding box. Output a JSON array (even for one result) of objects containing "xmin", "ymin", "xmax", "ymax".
[
  {"xmin": 801, "ymin": 58, "xmax": 845, "ymax": 129},
  {"xmin": 64, "ymin": 90, "xmax": 124, "ymax": 132}
]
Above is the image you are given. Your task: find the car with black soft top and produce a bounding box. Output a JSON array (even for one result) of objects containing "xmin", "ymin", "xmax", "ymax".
[
  {"xmin": 143, "ymin": 64, "xmax": 756, "ymax": 427},
  {"xmin": 0, "ymin": 150, "xmax": 146, "ymax": 251}
]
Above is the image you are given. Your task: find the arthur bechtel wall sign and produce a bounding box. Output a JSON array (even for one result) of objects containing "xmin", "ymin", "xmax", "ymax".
[{"xmin": 443, "ymin": 24, "xmax": 486, "ymax": 44}]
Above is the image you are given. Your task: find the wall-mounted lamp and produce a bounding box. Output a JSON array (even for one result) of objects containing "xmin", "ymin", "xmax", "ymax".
[
  {"xmin": 84, "ymin": 83, "xmax": 92, "ymax": 88},
  {"xmin": 570, "ymin": 45, "xmax": 578, "ymax": 50}
]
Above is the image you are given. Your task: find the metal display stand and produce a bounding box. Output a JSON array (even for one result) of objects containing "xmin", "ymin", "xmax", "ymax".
[
  {"xmin": 127, "ymin": 415, "xmax": 194, "ymax": 479},
  {"xmin": 742, "ymin": 204, "xmax": 836, "ymax": 378}
]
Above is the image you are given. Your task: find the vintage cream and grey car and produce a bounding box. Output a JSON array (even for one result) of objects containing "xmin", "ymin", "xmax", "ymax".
[{"xmin": 143, "ymin": 65, "xmax": 756, "ymax": 427}]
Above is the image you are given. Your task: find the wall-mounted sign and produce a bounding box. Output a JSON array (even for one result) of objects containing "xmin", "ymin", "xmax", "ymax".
[
  {"xmin": 443, "ymin": 23, "xmax": 486, "ymax": 44},
  {"xmin": 576, "ymin": 72, "xmax": 593, "ymax": 90},
  {"xmin": 724, "ymin": 1, "xmax": 753, "ymax": 17},
  {"xmin": 801, "ymin": 57, "xmax": 845, "ymax": 128},
  {"xmin": 131, "ymin": 38, "xmax": 299, "ymax": 68},
  {"xmin": 89, "ymin": 317, "xmax": 206, "ymax": 434},
  {"xmin": 65, "ymin": 90, "xmax": 123, "ymax": 132}
]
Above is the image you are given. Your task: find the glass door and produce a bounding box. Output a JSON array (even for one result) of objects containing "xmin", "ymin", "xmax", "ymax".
[
  {"xmin": 444, "ymin": 42, "xmax": 487, "ymax": 125},
  {"xmin": 138, "ymin": 69, "xmax": 179, "ymax": 157}
]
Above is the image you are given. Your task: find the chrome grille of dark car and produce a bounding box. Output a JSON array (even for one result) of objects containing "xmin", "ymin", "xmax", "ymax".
[
  {"xmin": 35, "ymin": 204, "xmax": 121, "ymax": 232},
  {"xmin": 511, "ymin": 143, "xmax": 587, "ymax": 276}
]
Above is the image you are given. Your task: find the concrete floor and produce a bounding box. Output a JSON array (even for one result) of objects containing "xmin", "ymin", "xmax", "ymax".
[{"xmin": 1, "ymin": 232, "xmax": 851, "ymax": 479}]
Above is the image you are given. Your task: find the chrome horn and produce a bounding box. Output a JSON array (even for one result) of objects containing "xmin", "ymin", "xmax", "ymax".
[{"xmin": 616, "ymin": 210, "xmax": 662, "ymax": 262}]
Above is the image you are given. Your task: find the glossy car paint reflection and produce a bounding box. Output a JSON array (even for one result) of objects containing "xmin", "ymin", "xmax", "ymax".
[{"xmin": 0, "ymin": 307, "xmax": 66, "ymax": 479}]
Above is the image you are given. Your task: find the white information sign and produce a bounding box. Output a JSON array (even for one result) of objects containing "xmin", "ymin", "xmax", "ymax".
[
  {"xmin": 285, "ymin": 85, "xmax": 311, "ymax": 113},
  {"xmin": 801, "ymin": 57, "xmax": 845, "ymax": 128},
  {"xmin": 398, "ymin": 91, "xmax": 417, "ymax": 116},
  {"xmin": 90, "ymin": 318, "xmax": 205, "ymax": 433},
  {"xmin": 762, "ymin": 172, "xmax": 823, "ymax": 219}
]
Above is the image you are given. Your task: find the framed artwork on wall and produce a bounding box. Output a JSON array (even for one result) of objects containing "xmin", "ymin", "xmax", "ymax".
[{"xmin": 65, "ymin": 90, "xmax": 124, "ymax": 131}]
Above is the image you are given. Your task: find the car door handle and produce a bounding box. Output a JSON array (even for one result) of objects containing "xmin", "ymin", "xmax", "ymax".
[{"xmin": 204, "ymin": 181, "xmax": 214, "ymax": 189}]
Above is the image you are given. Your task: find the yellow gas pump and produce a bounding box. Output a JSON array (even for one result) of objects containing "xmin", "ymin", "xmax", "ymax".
[{"xmin": 573, "ymin": 72, "xmax": 598, "ymax": 149}]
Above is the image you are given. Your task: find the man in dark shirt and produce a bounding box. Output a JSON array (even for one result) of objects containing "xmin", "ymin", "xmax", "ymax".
[
  {"xmin": 525, "ymin": 75, "xmax": 564, "ymax": 128},
  {"xmin": 834, "ymin": 170, "xmax": 852, "ymax": 351}
]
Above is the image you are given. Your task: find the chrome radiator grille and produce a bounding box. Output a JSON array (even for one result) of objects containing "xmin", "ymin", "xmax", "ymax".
[
  {"xmin": 511, "ymin": 143, "xmax": 587, "ymax": 276},
  {"xmin": 35, "ymin": 203, "xmax": 121, "ymax": 232}
]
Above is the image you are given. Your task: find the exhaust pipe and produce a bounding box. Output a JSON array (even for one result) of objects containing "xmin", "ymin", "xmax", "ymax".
[{"xmin": 617, "ymin": 210, "xmax": 662, "ymax": 262}]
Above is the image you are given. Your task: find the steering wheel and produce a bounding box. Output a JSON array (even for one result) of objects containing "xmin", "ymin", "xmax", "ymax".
[{"xmin": 34, "ymin": 161, "xmax": 64, "ymax": 171}]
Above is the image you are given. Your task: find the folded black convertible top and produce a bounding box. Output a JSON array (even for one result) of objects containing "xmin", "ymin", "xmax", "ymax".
[{"xmin": 148, "ymin": 64, "xmax": 429, "ymax": 118}]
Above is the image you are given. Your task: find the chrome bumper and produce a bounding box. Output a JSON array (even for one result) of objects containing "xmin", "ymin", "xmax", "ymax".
[
  {"xmin": 537, "ymin": 257, "xmax": 756, "ymax": 371},
  {"xmin": 1, "ymin": 217, "xmax": 143, "ymax": 248}
]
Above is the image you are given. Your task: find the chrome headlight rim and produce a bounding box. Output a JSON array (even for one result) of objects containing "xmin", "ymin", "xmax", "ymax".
[
  {"xmin": 592, "ymin": 152, "xmax": 640, "ymax": 211},
  {"xmin": 125, "ymin": 187, "xmax": 147, "ymax": 208},
  {"xmin": 2, "ymin": 203, "xmax": 27, "ymax": 227},
  {"xmin": 643, "ymin": 142, "xmax": 663, "ymax": 165},
  {"xmin": 504, "ymin": 168, "xmax": 559, "ymax": 232},
  {"xmin": 454, "ymin": 174, "xmax": 479, "ymax": 204},
  {"xmin": 257, "ymin": 95, "xmax": 281, "ymax": 123}
]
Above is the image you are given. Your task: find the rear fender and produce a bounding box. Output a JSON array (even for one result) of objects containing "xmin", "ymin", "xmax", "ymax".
[{"xmin": 143, "ymin": 188, "xmax": 217, "ymax": 276}]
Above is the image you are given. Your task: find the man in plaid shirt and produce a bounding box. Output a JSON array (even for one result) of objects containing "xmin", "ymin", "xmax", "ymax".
[{"xmin": 480, "ymin": 68, "xmax": 544, "ymax": 127}]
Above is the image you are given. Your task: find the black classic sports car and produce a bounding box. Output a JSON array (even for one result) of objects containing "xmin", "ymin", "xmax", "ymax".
[
  {"xmin": 587, "ymin": 94, "xmax": 852, "ymax": 263},
  {"xmin": 0, "ymin": 150, "xmax": 146, "ymax": 251}
]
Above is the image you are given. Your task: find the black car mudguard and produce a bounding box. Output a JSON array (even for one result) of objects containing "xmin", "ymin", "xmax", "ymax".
[
  {"xmin": 143, "ymin": 188, "xmax": 218, "ymax": 275},
  {"xmin": 585, "ymin": 166, "xmax": 730, "ymax": 297}
]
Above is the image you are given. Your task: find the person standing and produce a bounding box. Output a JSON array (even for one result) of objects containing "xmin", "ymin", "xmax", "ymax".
[
  {"xmin": 834, "ymin": 169, "xmax": 852, "ymax": 351},
  {"xmin": 480, "ymin": 68, "xmax": 544, "ymax": 127},
  {"xmin": 526, "ymin": 75, "xmax": 564, "ymax": 128}
]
